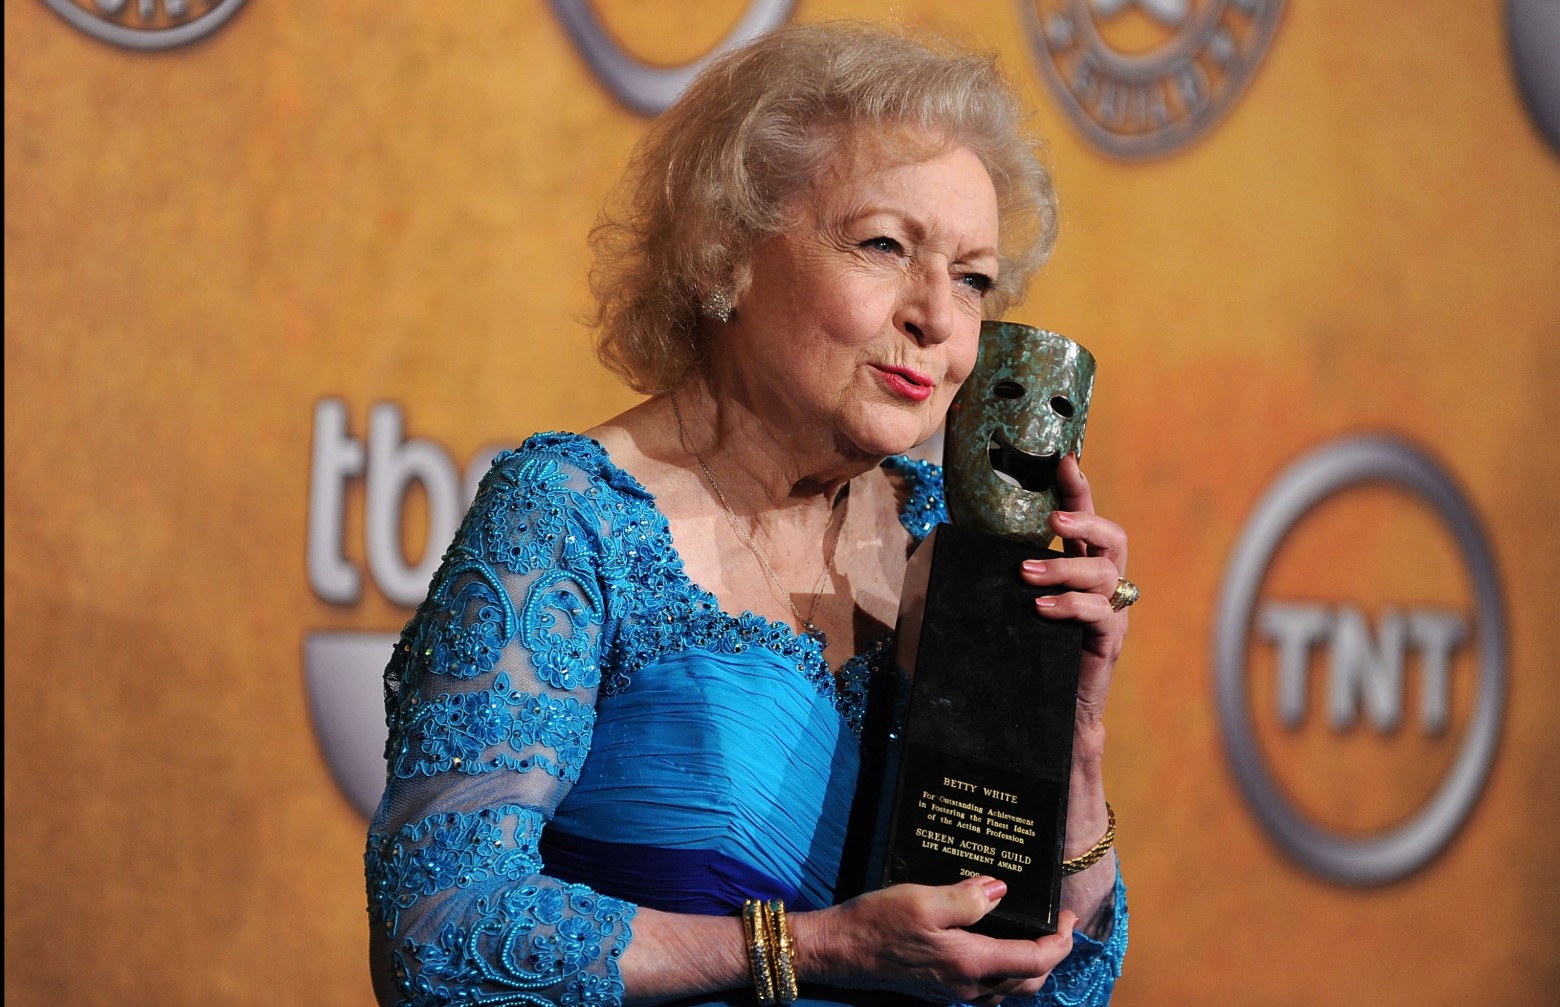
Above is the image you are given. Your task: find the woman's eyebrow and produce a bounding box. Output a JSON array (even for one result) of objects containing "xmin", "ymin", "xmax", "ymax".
[
  {"xmin": 841, "ymin": 205, "xmax": 996, "ymax": 261},
  {"xmin": 837, "ymin": 203, "xmax": 922, "ymax": 234}
]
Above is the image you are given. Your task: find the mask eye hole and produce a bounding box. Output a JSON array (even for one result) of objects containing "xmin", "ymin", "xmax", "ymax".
[
  {"xmin": 993, "ymin": 380, "xmax": 1026, "ymax": 400},
  {"xmin": 1050, "ymin": 395, "xmax": 1076, "ymax": 418}
]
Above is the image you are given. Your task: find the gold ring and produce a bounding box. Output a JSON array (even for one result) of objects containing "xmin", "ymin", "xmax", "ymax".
[{"xmin": 1109, "ymin": 577, "xmax": 1139, "ymax": 612}]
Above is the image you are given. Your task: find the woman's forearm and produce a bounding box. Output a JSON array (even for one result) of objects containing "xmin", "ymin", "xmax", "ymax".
[
  {"xmin": 620, "ymin": 908, "xmax": 749, "ymax": 1006},
  {"xmin": 1060, "ymin": 721, "xmax": 1118, "ymax": 938}
]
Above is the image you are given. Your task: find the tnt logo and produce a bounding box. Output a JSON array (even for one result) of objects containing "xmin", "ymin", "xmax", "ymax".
[
  {"xmin": 1258, "ymin": 603, "xmax": 1467, "ymax": 734},
  {"xmin": 1215, "ymin": 436, "xmax": 1505, "ymax": 885}
]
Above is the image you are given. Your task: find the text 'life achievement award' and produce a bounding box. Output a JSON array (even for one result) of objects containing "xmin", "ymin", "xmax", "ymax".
[{"xmin": 883, "ymin": 322, "xmax": 1096, "ymax": 939}]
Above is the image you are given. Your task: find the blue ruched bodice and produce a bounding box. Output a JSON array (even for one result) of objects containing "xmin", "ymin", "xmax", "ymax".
[
  {"xmin": 546, "ymin": 643, "xmax": 861, "ymax": 913},
  {"xmin": 365, "ymin": 432, "xmax": 1126, "ymax": 1007}
]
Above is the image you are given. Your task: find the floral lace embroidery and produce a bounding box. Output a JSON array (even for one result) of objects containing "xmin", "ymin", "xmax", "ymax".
[
  {"xmin": 390, "ymin": 672, "xmax": 597, "ymax": 781},
  {"xmin": 882, "ymin": 453, "xmax": 946, "ymax": 543},
  {"xmin": 834, "ymin": 637, "xmax": 890, "ymax": 736},
  {"xmin": 391, "ymin": 882, "xmax": 634, "ymax": 1007},
  {"xmin": 471, "ymin": 453, "xmax": 598, "ymax": 578},
  {"xmin": 367, "ymin": 805, "xmax": 547, "ymax": 936},
  {"xmin": 419, "ymin": 559, "xmax": 518, "ymax": 681},
  {"xmin": 519, "ymin": 571, "xmax": 605, "ymax": 691},
  {"xmin": 371, "ymin": 439, "xmax": 639, "ymax": 1007},
  {"xmin": 368, "ymin": 801, "xmax": 636, "ymax": 1006}
]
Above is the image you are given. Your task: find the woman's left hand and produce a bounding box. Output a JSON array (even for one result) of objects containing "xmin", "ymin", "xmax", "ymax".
[
  {"xmin": 1018, "ymin": 454, "xmax": 1129, "ymax": 935},
  {"xmin": 1021, "ymin": 454, "xmax": 1130, "ymax": 728}
]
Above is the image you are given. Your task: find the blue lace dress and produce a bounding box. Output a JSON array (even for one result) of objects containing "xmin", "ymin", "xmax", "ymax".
[{"xmin": 365, "ymin": 432, "xmax": 1127, "ymax": 1007}]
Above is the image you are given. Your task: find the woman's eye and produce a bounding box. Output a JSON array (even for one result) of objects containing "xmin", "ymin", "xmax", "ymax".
[
  {"xmin": 862, "ymin": 236, "xmax": 902, "ymax": 254},
  {"xmin": 959, "ymin": 273, "xmax": 995, "ymax": 295}
]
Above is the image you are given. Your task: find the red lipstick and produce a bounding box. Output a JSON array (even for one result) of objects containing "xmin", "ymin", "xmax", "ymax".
[{"xmin": 873, "ymin": 364, "xmax": 934, "ymax": 402}]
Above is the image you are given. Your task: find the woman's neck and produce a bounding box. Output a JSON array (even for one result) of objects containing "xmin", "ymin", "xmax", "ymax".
[{"xmin": 669, "ymin": 375, "xmax": 877, "ymax": 518}]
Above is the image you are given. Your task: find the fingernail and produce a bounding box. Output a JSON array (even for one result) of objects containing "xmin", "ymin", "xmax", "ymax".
[
  {"xmin": 983, "ymin": 879, "xmax": 1007, "ymax": 900},
  {"xmin": 1053, "ymin": 512, "xmax": 1073, "ymax": 525},
  {"xmin": 1023, "ymin": 560, "xmax": 1047, "ymax": 574},
  {"xmin": 1036, "ymin": 596, "xmax": 1057, "ymax": 609}
]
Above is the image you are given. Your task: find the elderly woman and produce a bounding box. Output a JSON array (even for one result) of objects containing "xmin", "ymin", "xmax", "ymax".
[{"xmin": 367, "ymin": 21, "xmax": 1129, "ymax": 1007}]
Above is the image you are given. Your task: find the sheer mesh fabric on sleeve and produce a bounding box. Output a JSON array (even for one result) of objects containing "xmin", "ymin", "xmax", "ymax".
[{"xmin": 365, "ymin": 445, "xmax": 636, "ymax": 1007}]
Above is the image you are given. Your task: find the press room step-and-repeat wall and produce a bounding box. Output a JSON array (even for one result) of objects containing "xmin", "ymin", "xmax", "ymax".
[{"xmin": 6, "ymin": 2, "xmax": 1559, "ymax": 1004}]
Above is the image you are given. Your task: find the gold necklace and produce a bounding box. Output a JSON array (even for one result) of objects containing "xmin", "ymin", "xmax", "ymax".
[{"xmin": 670, "ymin": 394, "xmax": 843, "ymax": 649}]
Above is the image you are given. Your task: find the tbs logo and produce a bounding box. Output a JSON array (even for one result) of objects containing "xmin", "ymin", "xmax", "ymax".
[{"xmin": 303, "ymin": 399, "xmax": 504, "ymax": 818}]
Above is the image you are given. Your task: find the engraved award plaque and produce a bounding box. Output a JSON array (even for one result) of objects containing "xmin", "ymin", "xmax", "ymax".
[{"xmin": 879, "ymin": 323, "xmax": 1096, "ymax": 939}]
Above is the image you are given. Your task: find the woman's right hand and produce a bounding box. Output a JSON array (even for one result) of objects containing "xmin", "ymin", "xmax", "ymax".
[{"xmin": 792, "ymin": 876, "xmax": 1078, "ymax": 1003}]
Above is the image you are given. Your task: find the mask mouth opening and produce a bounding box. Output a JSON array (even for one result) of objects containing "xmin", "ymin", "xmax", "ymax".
[{"xmin": 987, "ymin": 429, "xmax": 1059, "ymax": 493}]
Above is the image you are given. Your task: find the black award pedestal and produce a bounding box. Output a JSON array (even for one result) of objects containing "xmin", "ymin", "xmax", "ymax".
[{"xmin": 879, "ymin": 522, "xmax": 1082, "ymax": 939}]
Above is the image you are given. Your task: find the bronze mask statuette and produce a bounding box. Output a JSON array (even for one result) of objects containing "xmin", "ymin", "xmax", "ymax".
[{"xmin": 945, "ymin": 322, "xmax": 1096, "ymax": 545}]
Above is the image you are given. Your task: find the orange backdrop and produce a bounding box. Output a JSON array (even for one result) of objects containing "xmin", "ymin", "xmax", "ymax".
[{"xmin": 6, "ymin": 2, "xmax": 1559, "ymax": 1005}]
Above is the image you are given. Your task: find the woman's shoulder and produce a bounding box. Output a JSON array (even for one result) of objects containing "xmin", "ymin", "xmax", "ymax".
[
  {"xmin": 879, "ymin": 453, "xmax": 947, "ymax": 543},
  {"xmin": 481, "ymin": 431, "xmax": 653, "ymax": 503},
  {"xmin": 493, "ymin": 430, "xmax": 610, "ymax": 473},
  {"xmin": 455, "ymin": 432, "xmax": 663, "ymax": 587}
]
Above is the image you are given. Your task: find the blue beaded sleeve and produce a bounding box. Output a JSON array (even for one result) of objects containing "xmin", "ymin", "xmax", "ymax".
[{"xmin": 365, "ymin": 445, "xmax": 637, "ymax": 1007}]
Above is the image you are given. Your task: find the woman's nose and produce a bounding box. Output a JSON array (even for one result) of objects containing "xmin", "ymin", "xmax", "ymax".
[{"xmin": 897, "ymin": 270, "xmax": 958, "ymax": 346}]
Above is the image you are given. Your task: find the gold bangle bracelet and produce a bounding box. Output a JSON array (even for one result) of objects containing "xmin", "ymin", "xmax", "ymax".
[
  {"xmin": 742, "ymin": 899, "xmax": 777, "ymax": 1006},
  {"xmin": 1060, "ymin": 802, "xmax": 1116, "ymax": 875},
  {"xmin": 766, "ymin": 900, "xmax": 799, "ymax": 1006}
]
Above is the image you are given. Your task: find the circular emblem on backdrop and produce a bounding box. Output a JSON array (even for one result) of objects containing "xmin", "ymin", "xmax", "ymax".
[
  {"xmin": 1022, "ymin": 0, "xmax": 1285, "ymax": 159},
  {"xmin": 41, "ymin": 0, "xmax": 247, "ymax": 50},
  {"xmin": 1506, "ymin": 0, "xmax": 1560, "ymax": 154},
  {"xmin": 548, "ymin": 0, "xmax": 795, "ymax": 116},
  {"xmin": 1214, "ymin": 436, "xmax": 1506, "ymax": 886}
]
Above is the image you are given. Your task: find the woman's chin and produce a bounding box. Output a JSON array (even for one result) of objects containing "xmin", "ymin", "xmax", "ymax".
[{"xmin": 840, "ymin": 416, "xmax": 940, "ymax": 460}]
